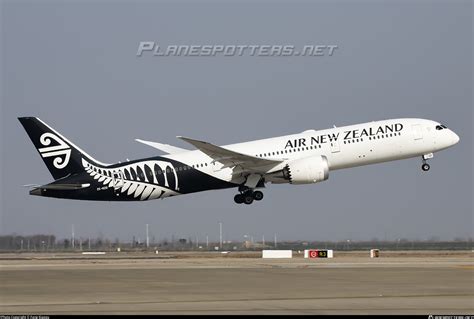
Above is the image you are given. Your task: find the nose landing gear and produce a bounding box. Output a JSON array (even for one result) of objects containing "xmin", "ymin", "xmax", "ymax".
[
  {"xmin": 234, "ymin": 186, "xmax": 264, "ymax": 205},
  {"xmin": 421, "ymin": 153, "xmax": 433, "ymax": 172}
]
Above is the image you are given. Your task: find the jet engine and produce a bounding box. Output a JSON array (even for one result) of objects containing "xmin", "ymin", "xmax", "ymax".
[{"xmin": 282, "ymin": 155, "xmax": 329, "ymax": 184}]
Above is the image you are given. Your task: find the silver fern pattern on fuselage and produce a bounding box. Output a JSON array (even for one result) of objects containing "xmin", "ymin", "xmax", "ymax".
[{"xmin": 81, "ymin": 158, "xmax": 180, "ymax": 200}]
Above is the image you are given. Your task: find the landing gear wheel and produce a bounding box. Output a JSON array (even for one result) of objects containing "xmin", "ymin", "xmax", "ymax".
[
  {"xmin": 243, "ymin": 194, "xmax": 254, "ymax": 205},
  {"xmin": 234, "ymin": 194, "xmax": 244, "ymax": 204},
  {"xmin": 422, "ymin": 163, "xmax": 430, "ymax": 171},
  {"xmin": 253, "ymin": 191, "xmax": 264, "ymax": 201}
]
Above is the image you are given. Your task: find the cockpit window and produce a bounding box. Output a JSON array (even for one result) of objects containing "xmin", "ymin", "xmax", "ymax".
[{"xmin": 435, "ymin": 124, "xmax": 448, "ymax": 130}]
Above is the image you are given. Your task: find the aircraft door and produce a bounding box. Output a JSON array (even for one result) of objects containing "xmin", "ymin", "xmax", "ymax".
[
  {"xmin": 112, "ymin": 170, "xmax": 124, "ymax": 190},
  {"xmin": 412, "ymin": 124, "xmax": 423, "ymax": 140},
  {"xmin": 330, "ymin": 140, "xmax": 340, "ymax": 153}
]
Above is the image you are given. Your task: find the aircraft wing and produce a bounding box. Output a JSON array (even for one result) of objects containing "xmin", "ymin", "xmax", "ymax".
[
  {"xmin": 177, "ymin": 136, "xmax": 282, "ymax": 172},
  {"xmin": 135, "ymin": 139, "xmax": 188, "ymax": 154}
]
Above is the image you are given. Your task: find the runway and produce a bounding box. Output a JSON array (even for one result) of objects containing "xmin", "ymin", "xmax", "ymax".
[{"xmin": 1, "ymin": 251, "xmax": 472, "ymax": 314}]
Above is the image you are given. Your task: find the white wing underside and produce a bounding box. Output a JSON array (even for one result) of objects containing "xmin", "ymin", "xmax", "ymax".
[{"xmin": 177, "ymin": 136, "xmax": 283, "ymax": 173}]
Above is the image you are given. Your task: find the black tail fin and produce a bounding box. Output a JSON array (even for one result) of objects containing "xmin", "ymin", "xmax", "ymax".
[{"xmin": 18, "ymin": 117, "xmax": 105, "ymax": 180}]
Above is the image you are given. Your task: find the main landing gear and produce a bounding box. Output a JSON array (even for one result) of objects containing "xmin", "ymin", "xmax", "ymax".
[
  {"xmin": 234, "ymin": 186, "xmax": 264, "ymax": 205},
  {"xmin": 421, "ymin": 153, "xmax": 433, "ymax": 172}
]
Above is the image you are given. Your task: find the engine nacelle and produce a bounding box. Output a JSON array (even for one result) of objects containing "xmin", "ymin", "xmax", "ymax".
[{"xmin": 283, "ymin": 155, "xmax": 329, "ymax": 184}]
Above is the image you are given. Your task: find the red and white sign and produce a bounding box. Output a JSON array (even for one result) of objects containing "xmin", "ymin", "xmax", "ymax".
[{"xmin": 304, "ymin": 249, "xmax": 334, "ymax": 258}]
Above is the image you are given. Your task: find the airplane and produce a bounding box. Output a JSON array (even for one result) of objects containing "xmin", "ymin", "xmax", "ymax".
[{"xmin": 18, "ymin": 117, "xmax": 459, "ymax": 204}]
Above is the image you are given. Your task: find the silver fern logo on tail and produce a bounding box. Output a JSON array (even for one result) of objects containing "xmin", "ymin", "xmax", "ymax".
[{"xmin": 38, "ymin": 133, "xmax": 71, "ymax": 169}]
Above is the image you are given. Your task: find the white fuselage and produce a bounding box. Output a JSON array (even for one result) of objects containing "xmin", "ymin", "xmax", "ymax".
[{"xmin": 164, "ymin": 118, "xmax": 459, "ymax": 185}]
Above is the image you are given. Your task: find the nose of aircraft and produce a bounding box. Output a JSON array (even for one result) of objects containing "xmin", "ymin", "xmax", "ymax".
[{"xmin": 450, "ymin": 130, "xmax": 460, "ymax": 145}]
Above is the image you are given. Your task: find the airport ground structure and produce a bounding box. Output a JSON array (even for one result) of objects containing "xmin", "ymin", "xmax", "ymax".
[{"xmin": 0, "ymin": 234, "xmax": 472, "ymax": 253}]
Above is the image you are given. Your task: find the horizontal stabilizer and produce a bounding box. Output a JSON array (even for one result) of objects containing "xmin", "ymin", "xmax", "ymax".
[
  {"xmin": 22, "ymin": 184, "xmax": 41, "ymax": 188},
  {"xmin": 135, "ymin": 139, "xmax": 188, "ymax": 154},
  {"xmin": 34, "ymin": 183, "xmax": 91, "ymax": 190}
]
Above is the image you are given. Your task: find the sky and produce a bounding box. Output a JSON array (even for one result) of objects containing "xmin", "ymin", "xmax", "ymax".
[{"xmin": 1, "ymin": 0, "xmax": 472, "ymax": 243}]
